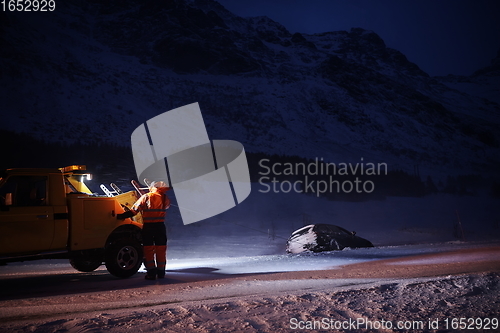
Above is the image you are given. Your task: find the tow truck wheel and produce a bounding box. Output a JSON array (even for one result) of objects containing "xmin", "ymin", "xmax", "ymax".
[
  {"xmin": 70, "ymin": 258, "xmax": 102, "ymax": 272},
  {"xmin": 105, "ymin": 238, "xmax": 143, "ymax": 278}
]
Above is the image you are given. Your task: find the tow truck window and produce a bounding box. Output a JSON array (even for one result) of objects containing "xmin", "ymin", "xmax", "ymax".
[{"xmin": 0, "ymin": 176, "xmax": 47, "ymax": 206}]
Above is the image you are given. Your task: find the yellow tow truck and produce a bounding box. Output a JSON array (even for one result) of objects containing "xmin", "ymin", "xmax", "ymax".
[{"xmin": 0, "ymin": 165, "xmax": 143, "ymax": 278}]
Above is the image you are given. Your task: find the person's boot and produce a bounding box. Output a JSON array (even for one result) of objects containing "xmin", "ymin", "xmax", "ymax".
[{"xmin": 145, "ymin": 268, "xmax": 157, "ymax": 280}]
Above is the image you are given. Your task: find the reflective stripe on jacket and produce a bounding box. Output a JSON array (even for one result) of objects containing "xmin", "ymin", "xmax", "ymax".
[{"xmin": 132, "ymin": 191, "xmax": 170, "ymax": 223}]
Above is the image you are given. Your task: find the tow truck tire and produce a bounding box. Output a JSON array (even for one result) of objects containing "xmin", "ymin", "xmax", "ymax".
[
  {"xmin": 105, "ymin": 238, "xmax": 143, "ymax": 278},
  {"xmin": 70, "ymin": 258, "xmax": 102, "ymax": 272}
]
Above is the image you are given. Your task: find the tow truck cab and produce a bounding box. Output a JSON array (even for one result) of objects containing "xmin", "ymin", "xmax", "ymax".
[{"xmin": 0, "ymin": 165, "xmax": 144, "ymax": 278}]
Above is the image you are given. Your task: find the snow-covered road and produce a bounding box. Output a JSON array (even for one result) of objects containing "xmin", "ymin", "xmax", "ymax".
[
  {"xmin": 0, "ymin": 240, "xmax": 499, "ymax": 333},
  {"xmin": 0, "ymin": 241, "xmax": 496, "ymax": 300}
]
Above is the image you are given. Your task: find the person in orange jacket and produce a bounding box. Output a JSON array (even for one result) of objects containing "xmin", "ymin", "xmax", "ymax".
[{"xmin": 118, "ymin": 180, "xmax": 171, "ymax": 280}]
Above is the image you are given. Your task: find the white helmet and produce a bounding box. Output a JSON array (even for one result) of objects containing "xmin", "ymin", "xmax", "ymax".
[{"xmin": 150, "ymin": 180, "xmax": 168, "ymax": 189}]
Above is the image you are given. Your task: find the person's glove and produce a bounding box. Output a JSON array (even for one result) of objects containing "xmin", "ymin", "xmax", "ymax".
[{"xmin": 117, "ymin": 210, "xmax": 135, "ymax": 219}]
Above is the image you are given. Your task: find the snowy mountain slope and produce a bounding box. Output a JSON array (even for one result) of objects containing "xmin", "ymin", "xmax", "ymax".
[
  {"xmin": 436, "ymin": 49, "xmax": 500, "ymax": 106},
  {"xmin": 0, "ymin": 0, "xmax": 499, "ymax": 178}
]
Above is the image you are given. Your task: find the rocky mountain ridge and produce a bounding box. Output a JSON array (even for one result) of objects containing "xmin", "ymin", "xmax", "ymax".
[{"xmin": 0, "ymin": 0, "xmax": 499, "ymax": 178}]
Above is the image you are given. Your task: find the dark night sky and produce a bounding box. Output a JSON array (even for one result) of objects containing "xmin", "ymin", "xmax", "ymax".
[{"xmin": 217, "ymin": 0, "xmax": 500, "ymax": 77}]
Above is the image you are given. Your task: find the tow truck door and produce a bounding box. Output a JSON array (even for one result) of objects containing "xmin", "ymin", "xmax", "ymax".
[{"xmin": 0, "ymin": 175, "xmax": 55, "ymax": 255}]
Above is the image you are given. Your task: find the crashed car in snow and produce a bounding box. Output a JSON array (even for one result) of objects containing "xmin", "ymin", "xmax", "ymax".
[{"xmin": 286, "ymin": 224, "xmax": 374, "ymax": 254}]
